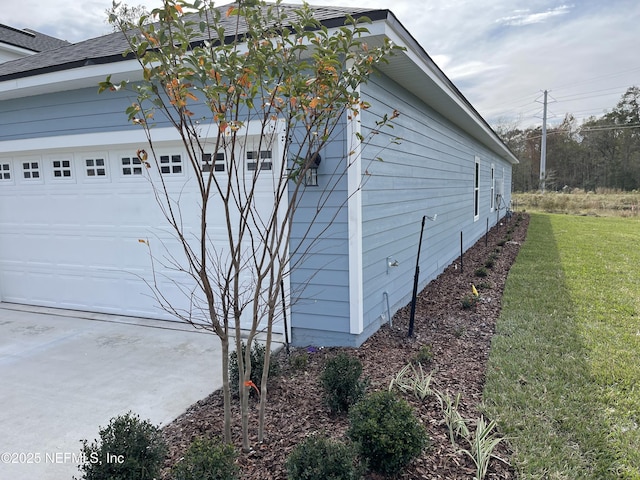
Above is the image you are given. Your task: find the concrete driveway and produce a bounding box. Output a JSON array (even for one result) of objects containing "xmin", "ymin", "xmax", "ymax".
[{"xmin": 0, "ymin": 304, "xmax": 222, "ymax": 480}]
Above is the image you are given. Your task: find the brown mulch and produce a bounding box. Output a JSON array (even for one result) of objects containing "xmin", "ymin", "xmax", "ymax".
[{"xmin": 161, "ymin": 213, "xmax": 530, "ymax": 479}]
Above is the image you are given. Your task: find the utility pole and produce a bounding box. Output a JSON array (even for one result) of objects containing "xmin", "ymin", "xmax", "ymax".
[{"xmin": 540, "ymin": 90, "xmax": 548, "ymax": 193}]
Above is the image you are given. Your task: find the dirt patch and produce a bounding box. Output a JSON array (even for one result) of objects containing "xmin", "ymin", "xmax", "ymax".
[{"xmin": 161, "ymin": 213, "xmax": 529, "ymax": 479}]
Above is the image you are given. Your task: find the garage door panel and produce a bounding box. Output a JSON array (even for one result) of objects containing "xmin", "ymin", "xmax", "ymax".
[{"xmin": 0, "ymin": 140, "xmax": 285, "ymax": 332}]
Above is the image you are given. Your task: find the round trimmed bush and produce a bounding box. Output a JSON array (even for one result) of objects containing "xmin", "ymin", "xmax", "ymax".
[
  {"xmin": 76, "ymin": 411, "xmax": 166, "ymax": 480},
  {"xmin": 171, "ymin": 437, "xmax": 238, "ymax": 480},
  {"xmin": 348, "ymin": 391, "xmax": 429, "ymax": 475},
  {"xmin": 320, "ymin": 352, "xmax": 367, "ymax": 413},
  {"xmin": 286, "ymin": 434, "xmax": 363, "ymax": 480}
]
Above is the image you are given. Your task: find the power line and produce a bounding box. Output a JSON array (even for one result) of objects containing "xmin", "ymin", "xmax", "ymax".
[{"xmin": 551, "ymin": 66, "xmax": 640, "ymax": 92}]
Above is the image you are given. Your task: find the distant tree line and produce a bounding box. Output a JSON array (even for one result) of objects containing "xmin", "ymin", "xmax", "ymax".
[{"xmin": 496, "ymin": 86, "xmax": 640, "ymax": 192}]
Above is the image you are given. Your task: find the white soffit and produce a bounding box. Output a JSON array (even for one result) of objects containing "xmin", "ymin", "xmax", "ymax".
[{"xmin": 367, "ymin": 16, "xmax": 518, "ymax": 165}]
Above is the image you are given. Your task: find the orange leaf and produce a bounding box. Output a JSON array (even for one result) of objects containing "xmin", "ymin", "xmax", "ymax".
[
  {"xmin": 174, "ymin": 4, "xmax": 183, "ymax": 14},
  {"xmin": 309, "ymin": 97, "xmax": 320, "ymax": 109},
  {"xmin": 244, "ymin": 380, "xmax": 260, "ymax": 395}
]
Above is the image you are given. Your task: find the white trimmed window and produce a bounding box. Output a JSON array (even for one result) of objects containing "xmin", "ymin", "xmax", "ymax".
[
  {"xmin": 121, "ymin": 156, "xmax": 143, "ymax": 176},
  {"xmin": 490, "ymin": 164, "xmax": 495, "ymax": 211},
  {"xmin": 474, "ymin": 156, "xmax": 480, "ymax": 220},
  {"xmin": 22, "ymin": 160, "xmax": 41, "ymax": 180},
  {"xmin": 160, "ymin": 154, "xmax": 182, "ymax": 175},
  {"xmin": 247, "ymin": 150, "xmax": 272, "ymax": 171},
  {"xmin": 0, "ymin": 162, "xmax": 11, "ymax": 182},
  {"xmin": 85, "ymin": 157, "xmax": 107, "ymax": 178},
  {"xmin": 202, "ymin": 152, "xmax": 225, "ymax": 173},
  {"xmin": 52, "ymin": 159, "xmax": 73, "ymax": 179}
]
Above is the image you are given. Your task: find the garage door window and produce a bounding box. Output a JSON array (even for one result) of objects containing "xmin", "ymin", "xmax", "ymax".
[
  {"xmin": 0, "ymin": 162, "xmax": 11, "ymax": 181},
  {"xmin": 52, "ymin": 159, "xmax": 72, "ymax": 178},
  {"xmin": 160, "ymin": 154, "xmax": 182, "ymax": 175},
  {"xmin": 247, "ymin": 150, "xmax": 272, "ymax": 171},
  {"xmin": 85, "ymin": 158, "xmax": 107, "ymax": 177},
  {"xmin": 121, "ymin": 157, "xmax": 143, "ymax": 176},
  {"xmin": 202, "ymin": 152, "xmax": 225, "ymax": 173},
  {"xmin": 23, "ymin": 161, "xmax": 40, "ymax": 180}
]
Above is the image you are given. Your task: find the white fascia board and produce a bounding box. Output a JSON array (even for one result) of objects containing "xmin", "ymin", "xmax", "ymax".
[
  {"xmin": 0, "ymin": 43, "xmax": 36, "ymax": 56},
  {"xmin": 0, "ymin": 127, "xmax": 175, "ymax": 155},
  {"xmin": 366, "ymin": 17, "xmax": 518, "ymax": 165},
  {"xmin": 0, "ymin": 118, "xmax": 285, "ymax": 156},
  {"xmin": 0, "ymin": 59, "xmax": 143, "ymax": 101},
  {"xmin": 347, "ymin": 91, "xmax": 364, "ymax": 335}
]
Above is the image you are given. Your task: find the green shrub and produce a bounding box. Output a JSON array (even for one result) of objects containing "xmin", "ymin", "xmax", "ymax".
[
  {"xmin": 229, "ymin": 340, "xmax": 279, "ymax": 397},
  {"xmin": 413, "ymin": 344, "xmax": 433, "ymax": 365},
  {"xmin": 461, "ymin": 294, "xmax": 478, "ymax": 310},
  {"xmin": 348, "ymin": 391, "xmax": 429, "ymax": 475},
  {"xmin": 320, "ymin": 352, "xmax": 367, "ymax": 413},
  {"xmin": 474, "ymin": 266, "xmax": 489, "ymax": 277},
  {"xmin": 484, "ymin": 257, "xmax": 495, "ymax": 269},
  {"xmin": 285, "ymin": 434, "xmax": 363, "ymax": 480},
  {"xmin": 75, "ymin": 411, "xmax": 166, "ymax": 480},
  {"xmin": 496, "ymin": 239, "xmax": 507, "ymax": 247},
  {"xmin": 171, "ymin": 437, "xmax": 238, "ymax": 480},
  {"xmin": 289, "ymin": 352, "xmax": 309, "ymax": 371}
]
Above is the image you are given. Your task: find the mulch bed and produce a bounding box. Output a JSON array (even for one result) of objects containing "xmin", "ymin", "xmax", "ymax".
[{"xmin": 161, "ymin": 213, "xmax": 529, "ymax": 479}]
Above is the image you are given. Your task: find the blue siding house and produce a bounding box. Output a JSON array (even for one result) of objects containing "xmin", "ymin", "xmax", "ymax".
[{"xmin": 0, "ymin": 4, "xmax": 517, "ymax": 347}]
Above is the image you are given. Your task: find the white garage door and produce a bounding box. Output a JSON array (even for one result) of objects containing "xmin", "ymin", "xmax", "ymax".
[{"xmin": 0, "ymin": 133, "xmax": 287, "ymax": 332}]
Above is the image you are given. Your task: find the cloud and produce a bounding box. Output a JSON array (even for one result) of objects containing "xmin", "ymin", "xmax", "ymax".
[
  {"xmin": 4, "ymin": 0, "xmax": 639, "ymax": 130},
  {"xmin": 497, "ymin": 5, "xmax": 573, "ymax": 27}
]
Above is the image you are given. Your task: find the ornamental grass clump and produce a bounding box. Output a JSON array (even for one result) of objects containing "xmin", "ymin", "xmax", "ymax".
[{"xmin": 460, "ymin": 416, "xmax": 506, "ymax": 480}]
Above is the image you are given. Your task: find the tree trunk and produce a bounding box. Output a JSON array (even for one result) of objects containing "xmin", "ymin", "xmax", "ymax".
[
  {"xmin": 221, "ymin": 336, "xmax": 232, "ymax": 442},
  {"xmin": 258, "ymin": 317, "xmax": 274, "ymax": 442}
]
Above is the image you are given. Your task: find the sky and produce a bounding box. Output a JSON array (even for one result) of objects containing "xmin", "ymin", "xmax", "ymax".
[{"xmin": 2, "ymin": 0, "xmax": 639, "ymax": 130}]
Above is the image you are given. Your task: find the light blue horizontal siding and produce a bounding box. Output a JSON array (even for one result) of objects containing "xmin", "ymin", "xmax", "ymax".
[
  {"xmin": 359, "ymin": 73, "xmax": 513, "ymax": 336},
  {"xmin": 0, "ymin": 85, "xmax": 225, "ymax": 141},
  {"xmin": 288, "ymin": 122, "xmax": 352, "ymax": 345},
  {"xmin": 0, "ymin": 83, "xmax": 353, "ymax": 345},
  {"xmin": 0, "ymin": 88, "xmax": 143, "ymax": 140}
]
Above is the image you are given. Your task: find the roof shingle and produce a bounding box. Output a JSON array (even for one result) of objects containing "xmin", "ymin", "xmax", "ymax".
[
  {"xmin": 0, "ymin": 24, "xmax": 69, "ymax": 54},
  {"xmin": 0, "ymin": 3, "xmax": 386, "ymax": 81}
]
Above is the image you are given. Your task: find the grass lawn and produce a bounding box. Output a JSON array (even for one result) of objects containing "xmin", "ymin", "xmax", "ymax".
[{"xmin": 484, "ymin": 213, "xmax": 640, "ymax": 479}]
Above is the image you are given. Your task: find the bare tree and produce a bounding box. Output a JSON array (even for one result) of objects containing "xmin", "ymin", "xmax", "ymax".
[{"xmin": 102, "ymin": 0, "xmax": 401, "ymax": 449}]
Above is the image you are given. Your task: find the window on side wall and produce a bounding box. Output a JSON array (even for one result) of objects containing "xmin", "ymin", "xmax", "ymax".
[
  {"xmin": 490, "ymin": 164, "xmax": 495, "ymax": 211},
  {"xmin": 474, "ymin": 157, "xmax": 480, "ymax": 220}
]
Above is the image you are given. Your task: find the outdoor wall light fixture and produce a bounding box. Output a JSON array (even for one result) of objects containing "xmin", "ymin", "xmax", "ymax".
[{"xmin": 304, "ymin": 152, "xmax": 321, "ymax": 186}]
